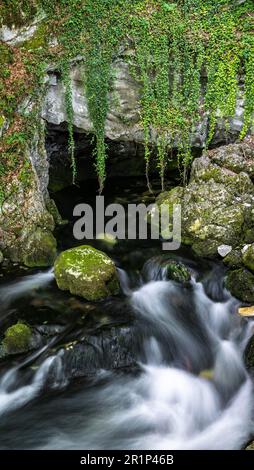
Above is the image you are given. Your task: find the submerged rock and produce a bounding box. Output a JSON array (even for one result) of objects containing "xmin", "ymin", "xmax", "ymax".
[
  {"xmin": 142, "ymin": 256, "xmax": 191, "ymax": 284},
  {"xmin": 54, "ymin": 245, "xmax": 119, "ymax": 301},
  {"xmin": 164, "ymin": 260, "xmax": 191, "ymax": 284},
  {"xmin": 2, "ymin": 322, "xmax": 32, "ymax": 354},
  {"xmin": 59, "ymin": 325, "xmax": 138, "ymax": 379},
  {"xmin": 225, "ymin": 268, "xmax": 254, "ymax": 303}
]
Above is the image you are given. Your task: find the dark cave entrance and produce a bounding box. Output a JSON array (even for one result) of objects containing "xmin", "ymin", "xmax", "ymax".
[
  {"xmin": 45, "ymin": 122, "xmax": 201, "ymax": 223},
  {"xmin": 45, "ymin": 122, "xmax": 150, "ymax": 194}
]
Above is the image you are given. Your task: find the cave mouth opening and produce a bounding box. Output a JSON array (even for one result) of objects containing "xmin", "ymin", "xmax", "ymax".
[{"xmin": 45, "ymin": 122, "xmax": 200, "ymax": 221}]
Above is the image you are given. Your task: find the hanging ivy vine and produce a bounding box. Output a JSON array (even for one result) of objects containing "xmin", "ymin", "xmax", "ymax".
[
  {"xmin": 1, "ymin": 0, "xmax": 254, "ymax": 193},
  {"xmin": 60, "ymin": 61, "xmax": 76, "ymax": 185}
]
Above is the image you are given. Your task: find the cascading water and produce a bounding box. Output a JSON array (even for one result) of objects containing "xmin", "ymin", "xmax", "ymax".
[
  {"xmin": 0, "ymin": 253, "xmax": 253, "ymax": 450},
  {"xmin": 0, "ymin": 356, "xmax": 65, "ymax": 417},
  {"xmin": 0, "ymin": 269, "xmax": 54, "ymax": 309}
]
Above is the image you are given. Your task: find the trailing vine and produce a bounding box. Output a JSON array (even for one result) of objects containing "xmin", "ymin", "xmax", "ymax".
[
  {"xmin": 60, "ymin": 61, "xmax": 76, "ymax": 185},
  {"xmin": 81, "ymin": 0, "xmax": 121, "ymax": 193}
]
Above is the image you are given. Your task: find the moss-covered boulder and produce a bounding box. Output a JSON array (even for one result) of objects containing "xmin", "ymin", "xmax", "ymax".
[
  {"xmin": 54, "ymin": 246, "xmax": 119, "ymax": 301},
  {"xmin": 22, "ymin": 229, "xmax": 57, "ymax": 267},
  {"xmin": 242, "ymin": 244, "xmax": 254, "ymax": 272},
  {"xmin": 2, "ymin": 323, "xmax": 32, "ymax": 354},
  {"xmin": 223, "ymin": 250, "xmax": 243, "ymax": 269},
  {"xmin": 163, "ymin": 260, "xmax": 191, "ymax": 283},
  {"xmin": 142, "ymin": 256, "xmax": 191, "ymax": 284},
  {"xmin": 225, "ymin": 268, "xmax": 254, "ymax": 303},
  {"xmin": 156, "ymin": 142, "xmax": 254, "ymax": 258}
]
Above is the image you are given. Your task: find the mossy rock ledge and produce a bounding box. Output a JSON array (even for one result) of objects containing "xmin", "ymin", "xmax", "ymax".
[
  {"xmin": 156, "ymin": 141, "xmax": 254, "ymax": 259},
  {"xmin": 54, "ymin": 246, "xmax": 120, "ymax": 301}
]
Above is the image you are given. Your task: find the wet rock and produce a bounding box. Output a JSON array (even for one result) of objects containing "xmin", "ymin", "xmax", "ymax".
[
  {"xmin": 164, "ymin": 260, "xmax": 191, "ymax": 283},
  {"xmin": 245, "ymin": 335, "xmax": 254, "ymax": 369},
  {"xmin": 242, "ymin": 244, "xmax": 254, "ymax": 273},
  {"xmin": 54, "ymin": 246, "xmax": 119, "ymax": 301},
  {"xmin": 225, "ymin": 269, "xmax": 254, "ymax": 303},
  {"xmin": 58, "ymin": 325, "xmax": 138, "ymax": 378},
  {"xmin": 143, "ymin": 256, "xmax": 191, "ymax": 284}
]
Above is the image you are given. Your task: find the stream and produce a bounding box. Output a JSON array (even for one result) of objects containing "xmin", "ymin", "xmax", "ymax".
[{"xmin": 0, "ymin": 179, "xmax": 253, "ymax": 450}]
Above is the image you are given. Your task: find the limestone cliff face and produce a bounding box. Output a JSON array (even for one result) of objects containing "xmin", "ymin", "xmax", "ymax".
[
  {"xmin": 0, "ymin": 21, "xmax": 253, "ymax": 266},
  {"xmin": 42, "ymin": 51, "xmax": 246, "ymax": 148},
  {"xmin": 0, "ymin": 125, "xmax": 57, "ymax": 266}
]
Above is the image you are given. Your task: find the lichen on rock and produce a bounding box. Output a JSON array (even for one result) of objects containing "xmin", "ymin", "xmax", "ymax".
[{"xmin": 54, "ymin": 245, "xmax": 119, "ymax": 301}]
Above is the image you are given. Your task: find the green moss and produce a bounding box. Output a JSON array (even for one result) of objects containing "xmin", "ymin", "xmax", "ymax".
[
  {"xmin": 46, "ymin": 199, "xmax": 63, "ymax": 225},
  {"xmin": 223, "ymin": 250, "xmax": 243, "ymax": 269},
  {"xmin": 0, "ymin": 1, "xmax": 38, "ymax": 27},
  {"xmin": 23, "ymin": 230, "xmax": 57, "ymax": 267},
  {"xmin": 225, "ymin": 268, "xmax": 254, "ymax": 303},
  {"xmin": 192, "ymin": 240, "xmax": 219, "ymax": 258},
  {"xmin": 3, "ymin": 322, "xmax": 32, "ymax": 354},
  {"xmin": 21, "ymin": 21, "xmax": 49, "ymax": 52},
  {"xmin": 243, "ymin": 228, "xmax": 254, "ymax": 245},
  {"xmin": 1, "ymin": 0, "xmax": 254, "ymax": 191},
  {"xmin": 243, "ymin": 244, "xmax": 254, "ymax": 273},
  {"xmin": 54, "ymin": 245, "xmax": 119, "ymax": 301},
  {"xmin": 164, "ymin": 260, "xmax": 191, "ymax": 284}
]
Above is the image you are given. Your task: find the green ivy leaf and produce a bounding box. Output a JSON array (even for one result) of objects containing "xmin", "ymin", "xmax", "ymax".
[{"xmin": 162, "ymin": 2, "xmax": 177, "ymax": 12}]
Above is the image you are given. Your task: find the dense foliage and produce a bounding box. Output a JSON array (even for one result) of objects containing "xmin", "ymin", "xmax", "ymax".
[{"xmin": 0, "ymin": 0, "xmax": 254, "ymax": 193}]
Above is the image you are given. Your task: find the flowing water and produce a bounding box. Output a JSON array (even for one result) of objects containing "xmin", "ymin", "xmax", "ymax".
[{"xmin": 0, "ymin": 180, "xmax": 253, "ymax": 450}]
